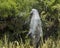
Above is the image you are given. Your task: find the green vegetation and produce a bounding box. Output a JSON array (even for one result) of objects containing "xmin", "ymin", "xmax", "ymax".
[
  {"xmin": 0, "ymin": 0, "xmax": 60, "ymax": 48},
  {"xmin": 0, "ymin": 38, "xmax": 60, "ymax": 48}
]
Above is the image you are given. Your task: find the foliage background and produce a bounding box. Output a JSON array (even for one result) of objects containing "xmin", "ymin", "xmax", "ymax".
[{"xmin": 0, "ymin": 0, "xmax": 60, "ymax": 47}]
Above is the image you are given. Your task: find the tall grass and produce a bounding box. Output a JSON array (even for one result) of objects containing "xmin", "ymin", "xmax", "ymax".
[{"xmin": 0, "ymin": 38, "xmax": 60, "ymax": 48}]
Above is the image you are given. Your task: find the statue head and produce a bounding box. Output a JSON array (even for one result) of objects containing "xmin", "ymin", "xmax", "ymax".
[{"xmin": 30, "ymin": 9, "xmax": 39, "ymax": 16}]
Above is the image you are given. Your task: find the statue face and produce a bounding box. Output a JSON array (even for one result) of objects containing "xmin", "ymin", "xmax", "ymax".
[
  {"xmin": 30, "ymin": 9, "xmax": 39, "ymax": 16},
  {"xmin": 30, "ymin": 9, "xmax": 36, "ymax": 18},
  {"xmin": 30, "ymin": 9, "xmax": 36, "ymax": 14}
]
